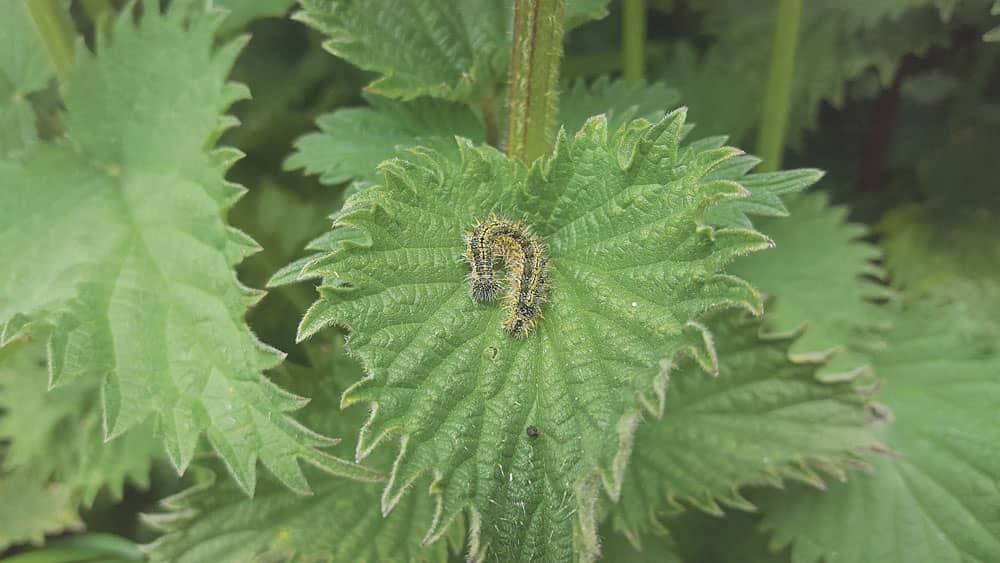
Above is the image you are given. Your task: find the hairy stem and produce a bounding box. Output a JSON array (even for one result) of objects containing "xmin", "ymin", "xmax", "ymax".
[
  {"xmin": 23, "ymin": 0, "xmax": 77, "ymax": 84},
  {"xmin": 506, "ymin": 0, "xmax": 566, "ymax": 163},
  {"xmin": 622, "ymin": 0, "xmax": 646, "ymax": 82},
  {"xmin": 756, "ymin": 0, "xmax": 801, "ymax": 171}
]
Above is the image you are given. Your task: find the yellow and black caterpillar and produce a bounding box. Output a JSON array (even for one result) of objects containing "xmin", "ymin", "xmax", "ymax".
[{"xmin": 464, "ymin": 216, "xmax": 548, "ymax": 337}]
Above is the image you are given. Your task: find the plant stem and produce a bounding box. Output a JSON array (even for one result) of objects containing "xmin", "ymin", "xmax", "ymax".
[
  {"xmin": 23, "ymin": 0, "xmax": 77, "ymax": 84},
  {"xmin": 622, "ymin": 0, "xmax": 646, "ymax": 82},
  {"xmin": 81, "ymin": 0, "xmax": 114, "ymax": 38},
  {"xmin": 506, "ymin": 0, "xmax": 567, "ymax": 164},
  {"xmin": 755, "ymin": 0, "xmax": 801, "ymax": 171}
]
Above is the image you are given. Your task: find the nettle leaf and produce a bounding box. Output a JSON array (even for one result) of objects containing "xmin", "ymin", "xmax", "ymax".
[
  {"xmin": 0, "ymin": 341, "xmax": 80, "ymax": 548},
  {"xmin": 881, "ymin": 205, "xmax": 1000, "ymax": 305},
  {"xmin": 280, "ymin": 77, "xmax": 691, "ymax": 289},
  {"xmin": 0, "ymin": 467, "xmax": 82, "ymax": 549},
  {"xmin": 760, "ymin": 304, "xmax": 1000, "ymax": 563},
  {"xmin": 730, "ymin": 192, "xmax": 892, "ymax": 374},
  {"xmin": 294, "ymin": 109, "xmax": 784, "ymax": 562},
  {"xmin": 0, "ymin": 338, "xmax": 160, "ymax": 509},
  {"xmin": 296, "ymin": 0, "xmax": 511, "ymax": 102},
  {"xmin": 286, "ymin": 93, "xmax": 485, "ymax": 187},
  {"xmin": 653, "ymin": 43, "xmax": 762, "ymax": 143},
  {"xmin": 880, "ymin": 206, "xmax": 1000, "ymax": 340},
  {"xmin": 286, "ymin": 78, "xmax": 678, "ymax": 192},
  {"xmin": 146, "ymin": 352, "xmax": 451, "ymax": 563},
  {"xmin": 146, "ymin": 464, "xmax": 448, "ymax": 563},
  {"xmin": 0, "ymin": 1, "xmax": 51, "ymax": 156},
  {"xmin": 296, "ymin": 0, "xmax": 609, "ymax": 103},
  {"xmin": 558, "ymin": 78, "xmax": 680, "ymax": 134},
  {"xmin": 0, "ymin": 6, "xmax": 378, "ymax": 495},
  {"xmin": 610, "ymin": 312, "xmax": 880, "ymax": 543},
  {"xmin": 702, "ymin": 146, "xmax": 824, "ymax": 229}
]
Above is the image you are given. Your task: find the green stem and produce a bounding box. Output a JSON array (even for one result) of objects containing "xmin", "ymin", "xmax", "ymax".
[
  {"xmin": 506, "ymin": 0, "xmax": 567, "ymax": 163},
  {"xmin": 81, "ymin": 0, "xmax": 114, "ymax": 38},
  {"xmin": 755, "ymin": 0, "xmax": 801, "ymax": 171},
  {"xmin": 23, "ymin": 0, "xmax": 77, "ymax": 84},
  {"xmin": 622, "ymin": 0, "xmax": 646, "ymax": 82}
]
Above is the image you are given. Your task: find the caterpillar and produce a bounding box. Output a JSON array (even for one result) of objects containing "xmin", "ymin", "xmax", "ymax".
[{"xmin": 464, "ymin": 216, "xmax": 548, "ymax": 337}]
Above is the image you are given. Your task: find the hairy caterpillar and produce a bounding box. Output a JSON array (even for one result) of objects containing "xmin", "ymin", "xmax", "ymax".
[{"xmin": 464, "ymin": 216, "xmax": 548, "ymax": 337}]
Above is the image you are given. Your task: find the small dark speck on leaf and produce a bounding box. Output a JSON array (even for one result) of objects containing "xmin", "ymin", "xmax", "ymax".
[{"xmin": 526, "ymin": 425, "xmax": 539, "ymax": 439}]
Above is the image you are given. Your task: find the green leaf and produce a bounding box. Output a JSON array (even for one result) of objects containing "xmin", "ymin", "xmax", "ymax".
[
  {"xmin": 146, "ymin": 346, "xmax": 453, "ymax": 563},
  {"xmin": 0, "ymin": 337, "xmax": 160, "ymax": 508},
  {"xmin": 287, "ymin": 78, "xmax": 679, "ymax": 191},
  {"xmin": 296, "ymin": 0, "xmax": 511, "ymax": 102},
  {"xmin": 610, "ymin": 312, "xmax": 880, "ymax": 542},
  {"xmin": 653, "ymin": 43, "xmax": 762, "ymax": 143},
  {"xmin": 0, "ymin": 467, "xmax": 81, "ymax": 550},
  {"xmin": 222, "ymin": 27, "xmax": 363, "ymax": 157},
  {"xmin": 703, "ymin": 149, "xmax": 824, "ymax": 229},
  {"xmin": 294, "ymin": 109, "xmax": 784, "ymax": 561},
  {"xmin": 730, "ymin": 192, "xmax": 892, "ymax": 374},
  {"xmin": 0, "ymin": 6, "xmax": 378, "ymax": 495},
  {"xmin": 880, "ymin": 205, "xmax": 1000, "ymax": 336},
  {"xmin": 558, "ymin": 77, "xmax": 680, "ymax": 134},
  {"xmin": 759, "ymin": 304, "xmax": 1000, "ymax": 563},
  {"xmin": 268, "ymin": 226, "xmax": 371, "ymax": 288},
  {"xmin": 0, "ymin": 1, "xmax": 52, "ymax": 156},
  {"xmin": 881, "ymin": 206, "xmax": 1000, "ymax": 303},
  {"xmin": 296, "ymin": 0, "xmax": 610, "ymax": 103},
  {"xmin": 0, "ymin": 340, "xmax": 107, "ymax": 549},
  {"xmin": 146, "ymin": 464, "xmax": 449, "ymax": 563},
  {"xmin": 286, "ymin": 93, "xmax": 485, "ymax": 187}
]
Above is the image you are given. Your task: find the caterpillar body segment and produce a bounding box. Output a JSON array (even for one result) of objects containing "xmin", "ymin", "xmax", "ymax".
[{"xmin": 464, "ymin": 216, "xmax": 548, "ymax": 337}]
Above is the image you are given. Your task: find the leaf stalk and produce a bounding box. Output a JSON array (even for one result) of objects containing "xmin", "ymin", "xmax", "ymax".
[
  {"xmin": 756, "ymin": 0, "xmax": 801, "ymax": 171},
  {"xmin": 81, "ymin": 0, "xmax": 115, "ymax": 39},
  {"xmin": 23, "ymin": 0, "xmax": 77, "ymax": 84},
  {"xmin": 622, "ymin": 0, "xmax": 646, "ymax": 82}
]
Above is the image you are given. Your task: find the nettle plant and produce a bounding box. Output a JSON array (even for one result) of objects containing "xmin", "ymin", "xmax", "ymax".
[{"xmin": 1, "ymin": 0, "xmax": 998, "ymax": 562}]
